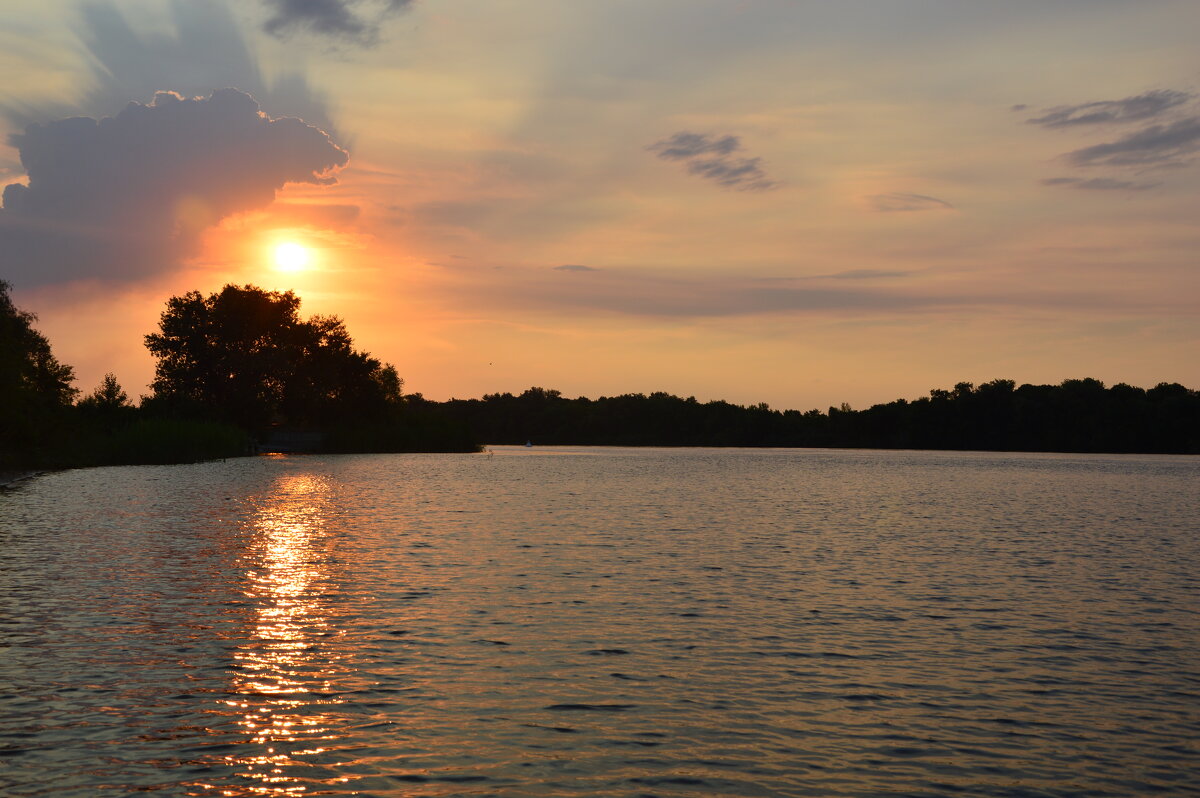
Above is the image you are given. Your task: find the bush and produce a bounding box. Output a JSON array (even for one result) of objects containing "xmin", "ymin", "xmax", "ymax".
[{"xmin": 92, "ymin": 419, "xmax": 250, "ymax": 465}]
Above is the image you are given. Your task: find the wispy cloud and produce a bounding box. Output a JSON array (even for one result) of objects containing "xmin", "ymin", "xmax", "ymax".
[
  {"xmin": 685, "ymin": 157, "xmax": 775, "ymax": 190},
  {"xmin": 1040, "ymin": 177, "xmax": 1158, "ymax": 191},
  {"xmin": 443, "ymin": 268, "xmax": 1153, "ymax": 321},
  {"xmin": 261, "ymin": 0, "xmax": 414, "ymax": 46},
  {"xmin": 1063, "ymin": 116, "xmax": 1200, "ymax": 168},
  {"xmin": 867, "ymin": 193, "xmax": 953, "ymax": 212},
  {"xmin": 646, "ymin": 132, "xmax": 740, "ymax": 160},
  {"xmin": 1027, "ymin": 90, "xmax": 1191, "ymax": 128},
  {"xmin": 821, "ymin": 269, "xmax": 911, "ymax": 280},
  {"xmin": 1024, "ymin": 88, "xmax": 1200, "ymax": 186},
  {"xmin": 554, "ymin": 264, "xmax": 598, "ymax": 272},
  {"xmin": 647, "ymin": 131, "xmax": 778, "ymax": 192}
]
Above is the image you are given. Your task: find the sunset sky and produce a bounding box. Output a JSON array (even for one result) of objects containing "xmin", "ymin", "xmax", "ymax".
[{"xmin": 2, "ymin": 0, "xmax": 1197, "ymax": 411}]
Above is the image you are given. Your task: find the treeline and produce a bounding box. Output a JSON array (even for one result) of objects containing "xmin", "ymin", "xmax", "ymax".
[
  {"xmin": 1, "ymin": 282, "xmax": 474, "ymax": 472},
  {"xmin": 436, "ymin": 380, "xmax": 1200, "ymax": 454},
  {"xmin": 4, "ymin": 279, "xmax": 1196, "ymax": 471}
]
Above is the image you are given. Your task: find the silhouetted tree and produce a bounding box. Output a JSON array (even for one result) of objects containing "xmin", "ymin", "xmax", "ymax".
[
  {"xmin": 144, "ymin": 284, "xmax": 400, "ymax": 430},
  {"xmin": 76, "ymin": 373, "xmax": 135, "ymax": 430},
  {"xmin": 78, "ymin": 373, "xmax": 130, "ymax": 410},
  {"xmin": 436, "ymin": 379, "xmax": 1198, "ymax": 454},
  {"xmin": 1, "ymin": 280, "xmax": 77, "ymax": 466}
]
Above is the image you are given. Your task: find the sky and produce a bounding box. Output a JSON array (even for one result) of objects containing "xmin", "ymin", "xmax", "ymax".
[{"xmin": 1, "ymin": 0, "xmax": 1197, "ymax": 411}]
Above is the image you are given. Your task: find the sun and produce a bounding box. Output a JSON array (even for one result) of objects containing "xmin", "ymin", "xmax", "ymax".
[{"xmin": 273, "ymin": 241, "xmax": 311, "ymax": 272}]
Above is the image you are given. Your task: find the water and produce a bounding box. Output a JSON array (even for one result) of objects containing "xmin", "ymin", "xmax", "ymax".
[{"xmin": 1, "ymin": 447, "xmax": 1197, "ymax": 797}]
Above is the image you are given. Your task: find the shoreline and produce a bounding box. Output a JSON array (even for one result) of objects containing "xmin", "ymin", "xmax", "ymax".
[{"xmin": 0, "ymin": 470, "xmax": 43, "ymax": 488}]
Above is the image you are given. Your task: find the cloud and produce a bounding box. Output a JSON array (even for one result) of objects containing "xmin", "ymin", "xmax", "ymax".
[
  {"xmin": 646, "ymin": 132, "xmax": 740, "ymax": 161},
  {"xmin": 269, "ymin": 202, "xmax": 362, "ymax": 226},
  {"xmin": 647, "ymin": 131, "xmax": 778, "ymax": 192},
  {"xmin": 685, "ymin": 157, "xmax": 775, "ymax": 191},
  {"xmin": 463, "ymin": 271, "xmax": 944, "ymax": 318},
  {"xmin": 821, "ymin": 269, "xmax": 911, "ymax": 280},
  {"xmin": 867, "ymin": 193, "xmax": 953, "ymax": 212},
  {"xmin": 1023, "ymin": 88, "xmax": 1200, "ymax": 183},
  {"xmin": 1062, "ymin": 116, "xmax": 1200, "ymax": 168},
  {"xmin": 413, "ymin": 195, "xmax": 623, "ymax": 241},
  {"xmin": 443, "ymin": 266, "xmax": 1169, "ymax": 322},
  {"xmin": 447, "ymin": 268, "xmax": 1132, "ymax": 320},
  {"xmin": 554, "ymin": 264, "xmax": 598, "ymax": 272},
  {"xmin": 0, "ymin": 89, "xmax": 348, "ymax": 287},
  {"xmin": 1040, "ymin": 177, "xmax": 1158, "ymax": 191},
  {"xmin": 262, "ymin": 0, "xmax": 414, "ymax": 45},
  {"xmin": 1027, "ymin": 90, "xmax": 1191, "ymax": 128},
  {"xmin": 3, "ymin": 1, "xmax": 340, "ymax": 143}
]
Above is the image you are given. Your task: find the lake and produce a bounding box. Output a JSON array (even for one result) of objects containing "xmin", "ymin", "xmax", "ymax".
[{"xmin": 1, "ymin": 447, "xmax": 1197, "ymax": 796}]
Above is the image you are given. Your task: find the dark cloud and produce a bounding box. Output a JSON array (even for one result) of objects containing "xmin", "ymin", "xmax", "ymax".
[
  {"xmin": 1024, "ymin": 88, "xmax": 1200, "ymax": 185},
  {"xmin": 1040, "ymin": 177, "xmax": 1158, "ymax": 191},
  {"xmin": 867, "ymin": 193, "xmax": 953, "ymax": 212},
  {"xmin": 0, "ymin": 90, "xmax": 348, "ymax": 287},
  {"xmin": 685, "ymin": 157, "xmax": 775, "ymax": 191},
  {"xmin": 262, "ymin": 0, "xmax": 414, "ymax": 45},
  {"xmin": 554, "ymin": 264, "xmax": 598, "ymax": 272},
  {"xmin": 1027, "ymin": 90, "xmax": 1191, "ymax": 129},
  {"xmin": 1063, "ymin": 116, "xmax": 1200, "ymax": 168},
  {"xmin": 647, "ymin": 131, "xmax": 778, "ymax": 192},
  {"xmin": 646, "ymin": 132, "xmax": 740, "ymax": 161},
  {"xmin": 3, "ymin": 1, "xmax": 339, "ymax": 142}
]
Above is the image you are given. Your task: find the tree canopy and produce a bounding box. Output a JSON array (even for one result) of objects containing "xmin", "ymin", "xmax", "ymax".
[
  {"xmin": 1, "ymin": 280, "xmax": 77, "ymax": 465},
  {"xmin": 144, "ymin": 284, "xmax": 401, "ymax": 430},
  {"xmin": 439, "ymin": 378, "xmax": 1200, "ymax": 454}
]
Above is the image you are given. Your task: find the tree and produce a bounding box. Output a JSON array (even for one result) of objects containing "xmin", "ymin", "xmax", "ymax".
[
  {"xmin": 76, "ymin": 373, "xmax": 135, "ymax": 430},
  {"xmin": 0, "ymin": 280, "xmax": 77, "ymax": 406},
  {"xmin": 78, "ymin": 373, "xmax": 131, "ymax": 410},
  {"xmin": 1, "ymin": 280, "xmax": 77, "ymax": 465},
  {"xmin": 144, "ymin": 284, "xmax": 400, "ymax": 430}
]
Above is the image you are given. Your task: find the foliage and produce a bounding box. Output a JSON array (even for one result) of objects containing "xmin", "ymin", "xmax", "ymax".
[
  {"xmin": 89, "ymin": 419, "xmax": 249, "ymax": 466},
  {"xmin": 78, "ymin": 373, "xmax": 130, "ymax": 410},
  {"xmin": 0, "ymin": 280, "xmax": 77, "ymax": 467},
  {"xmin": 3, "ymin": 278, "xmax": 1194, "ymax": 467},
  {"xmin": 439, "ymin": 379, "xmax": 1200, "ymax": 454},
  {"xmin": 324, "ymin": 397, "xmax": 480, "ymax": 454},
  {"xmin": 76, "ymin": 373, "xmax": 137, "ymax": 431},
  {"xmin": 2, "ymin": 283, "xmax": 474, "ymax": 470},
  {"xmin": 144, "ymin": 284, "xmax": 401, "ymax": 430}
]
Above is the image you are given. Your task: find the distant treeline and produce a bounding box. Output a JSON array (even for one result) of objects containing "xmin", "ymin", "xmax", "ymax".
[
  {"xmin": 3, "ymin": 279, "xmax": 1196, "ymax": 471},
  {"xmin": 433, "ymin": 380, "xmax": 1200, "ymax": 454}
]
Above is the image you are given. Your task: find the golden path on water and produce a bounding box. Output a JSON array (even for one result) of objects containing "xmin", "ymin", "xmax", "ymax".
[{"xmin": 213, "ymin": 471, "xmax": 350, "ymax": 796}]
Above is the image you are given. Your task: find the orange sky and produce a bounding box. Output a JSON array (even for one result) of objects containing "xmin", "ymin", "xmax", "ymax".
[{"xmin": 1, "ymin": 1, "xmax": 1197, "ymax": 411}]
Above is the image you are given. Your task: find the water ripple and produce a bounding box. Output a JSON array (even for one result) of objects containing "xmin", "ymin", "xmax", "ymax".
[{"xmin": 1, "ymin": 448, "xmax": 1197, "ymax": 796}]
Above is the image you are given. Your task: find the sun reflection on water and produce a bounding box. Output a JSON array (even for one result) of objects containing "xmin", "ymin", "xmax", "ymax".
[{"xmin": 209, "ymin": 472, "xmax": 351, "ymax": 796}]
